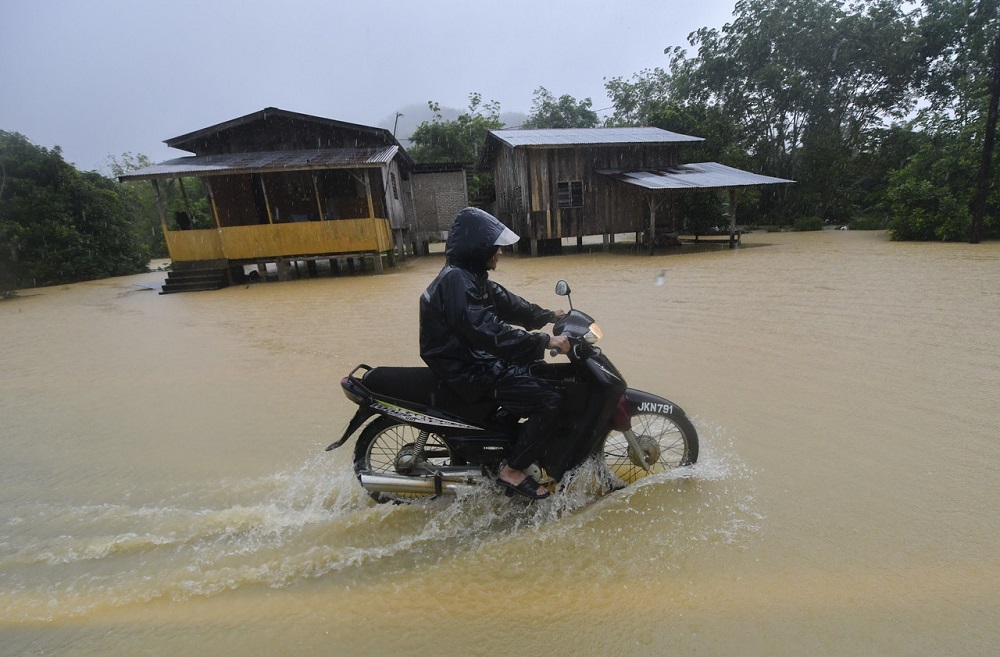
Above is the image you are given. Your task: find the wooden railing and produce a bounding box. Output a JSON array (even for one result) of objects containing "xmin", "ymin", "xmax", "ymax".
[{"xmin": 164, "ymin": 218, "xmax": 392, "ymax": 263}]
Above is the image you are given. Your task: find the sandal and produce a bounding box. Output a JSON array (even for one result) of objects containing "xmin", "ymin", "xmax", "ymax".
[{"xmin": 496, "ymin": 474, "xmax": 550, "ymax": 500}]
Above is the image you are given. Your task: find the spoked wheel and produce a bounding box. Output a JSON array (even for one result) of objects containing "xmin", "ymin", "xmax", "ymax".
[
  {"xmin": 353, "ymin": 417, "xmax": 453, "ymax": 503},
  {"xmin": 602, "ymin": 412, "xmax": 698, "ymax": 485}
]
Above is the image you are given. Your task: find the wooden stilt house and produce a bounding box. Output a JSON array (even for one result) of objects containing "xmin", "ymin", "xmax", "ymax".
[
  {"xmin": 482, "ymin": 128, "xmax": 793, "ymax": 255},
  {"xmin": 119, "ymin": 108, "xmax": 414, "ymax": 291}
]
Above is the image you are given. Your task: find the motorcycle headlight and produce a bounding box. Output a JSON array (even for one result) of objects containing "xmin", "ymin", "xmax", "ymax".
[{"xmin": 584, "ymin": 322, "xmax": 603, "ymax": 344}]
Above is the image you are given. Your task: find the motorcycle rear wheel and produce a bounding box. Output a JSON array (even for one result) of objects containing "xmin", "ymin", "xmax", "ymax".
[
  {"xmin": 602, "ymin": 411, "xmax": 698, "ymax": 484},
  {"xmin": 353, "ymin": 417, "xmax": 454, "ymax": 503}
]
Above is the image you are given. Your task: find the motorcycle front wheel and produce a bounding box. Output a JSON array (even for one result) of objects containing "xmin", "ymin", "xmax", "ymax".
[
  {"xmin": 602, "ymin": 411, "xmax": 698, "ymax": 484},
  {"xmin": 353, "ymin": 417, "xmax": 454, "ymax": 503}
]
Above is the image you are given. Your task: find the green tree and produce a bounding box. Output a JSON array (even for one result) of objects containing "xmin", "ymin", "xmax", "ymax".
[
  {"xmin": 0, "ymin": 131, "xmax": 148, "ymax": 292},
  {"xmin": 106, "ymin": 154, "xmax": 212, "ymax": 258},
  {"xmin": 894, "ymin": 0, "xmax": 1000, "ymax": 241},
  {"xmin": 605, "ymin": 67, "xmax": 674, "ymax": 128},
  {"xmin": 606, "ymin": 65, "xmax": 750, "ymax": 165},
  {"xmin": 106, "ymin": 152, "xmax": 168, "ymax": 258},
  {"xmin": 884, "ymin": 110, "xmax": 998, "ymax": 240},
  {"xmin": 408, "ymin": 93, "xmax": 504, "ymax": 163},
  {"xmin": 607, "ymin": 0, "xmax": 922, "ymax": 225},
  {"xmin": 689, "ymin": 0, "xmax": 921, "ymax": 222},
  {"xmin": 521, "ymin": 87, "xmax": 600, "ymax": 129},
  {"xmin": 408, "ymin": 93, "xmax": 505, "ymax": 201}
]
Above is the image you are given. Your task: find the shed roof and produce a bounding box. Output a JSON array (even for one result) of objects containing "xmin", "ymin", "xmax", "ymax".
[
  {"xmin": 489, "ymin": 127, "xmax": 704, "ymax": 148},
  {"xmin": 596, "ymin": 162, "xmax": 794, "ymax": 191},
  {"xmin": 165, "ymin": 107, "xmax": 400, "ymax": 152},
  {"xmin": 118, "ymin": 146, "xmax": 401, "ymax": 182}
]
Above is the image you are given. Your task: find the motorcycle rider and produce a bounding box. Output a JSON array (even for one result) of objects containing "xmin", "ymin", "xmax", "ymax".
[{"xmin": 420, "ymin": 207, "xmax": 569, "ymax": 500}]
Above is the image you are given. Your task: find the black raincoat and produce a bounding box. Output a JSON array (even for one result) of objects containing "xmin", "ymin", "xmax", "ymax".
[{"xmin": 419, "ymin": 207, "xmax": 554, "ymax": 401}]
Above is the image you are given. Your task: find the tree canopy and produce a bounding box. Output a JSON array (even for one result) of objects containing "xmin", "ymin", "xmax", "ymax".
[
  {"xmin": 521, "ymin": 87, "xmax": 600, "ymax": 129},
  {"xmin": 407, "ymin": 93, "xmax": 504, "ymax": 164},
  {"xmin": 0, "ymin": 131, "xmax": 149, "ymax": 294},
  {"xmin": 604, "ymin": 0, "xmax": 999, "ymax": 239}
]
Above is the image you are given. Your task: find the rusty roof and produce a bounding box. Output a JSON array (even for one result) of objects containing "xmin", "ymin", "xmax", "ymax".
[
  {"xmin": 164, "ymin": 107, "xmax": 400, "ymax": 152},
  {"xmin": 118, "ymin": 146, "xmax": 402, "ymax": 181},
  {"xmin": 596, "ymin": 162, "xmax": 794, "ymax": 190},
  {"xmin": 489, "ymin": 127, "xmax": 704, "ymax": 148}
]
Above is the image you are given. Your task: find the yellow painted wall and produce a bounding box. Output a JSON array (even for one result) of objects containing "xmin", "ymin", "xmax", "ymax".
[
  {"xmin": 166, "ymin": 229, "xmax": 225, "ymax": 262},
  {"xmin": 165, "ymin": 219, "xmax": 392, "ymax": 262}
]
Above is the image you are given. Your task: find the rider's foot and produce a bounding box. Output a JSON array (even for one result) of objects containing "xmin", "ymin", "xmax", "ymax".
[{"xmin": 498, "ymin": 464, "xmax": 548, "ymax": 497}]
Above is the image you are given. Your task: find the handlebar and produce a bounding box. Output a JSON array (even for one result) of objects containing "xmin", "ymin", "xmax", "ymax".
[
  {"xmin": 549, "ymin": 308, "xmax": 600, "ymax": 359},
  {"xmin": 550, "ymin": 338, "xmax": 598, "ymax": 360}
]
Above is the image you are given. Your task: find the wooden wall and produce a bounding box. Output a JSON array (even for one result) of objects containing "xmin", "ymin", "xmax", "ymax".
[
  {"xmin": 491, "ymin": 142, "xmax": 681, "ymax": 240},
  {"xmin": 165, "ymin": 219, "xmax": 392, "ymax": 263}
]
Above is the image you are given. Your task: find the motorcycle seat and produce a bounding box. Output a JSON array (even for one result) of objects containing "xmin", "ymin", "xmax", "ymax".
[
  {"xmin": 361, "ymin": 366, "xmax": 500, "ymax": 422},
  {"xmin": 362, "ymin": 366, "xmax": 440, "ymax": 405}
]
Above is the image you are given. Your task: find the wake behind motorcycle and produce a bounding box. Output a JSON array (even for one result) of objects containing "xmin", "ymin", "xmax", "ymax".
[{"xmin": 327, "ymin": 280, "xmax": 698, "ymax": 503}]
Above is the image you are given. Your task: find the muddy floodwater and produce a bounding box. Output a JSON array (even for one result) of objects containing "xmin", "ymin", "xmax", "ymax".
[{"xmin": 1, "ymin": 230, "xmax": 998, "ymax": 656}]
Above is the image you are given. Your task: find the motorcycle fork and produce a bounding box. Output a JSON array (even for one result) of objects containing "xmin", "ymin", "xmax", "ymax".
[
  {"xmin": 613, "ymin": 395, "xmax": 654, "ymax": 472},
  {"xmin": 622, "ymin": 429, "xmax": 654, "ymax": 472}
]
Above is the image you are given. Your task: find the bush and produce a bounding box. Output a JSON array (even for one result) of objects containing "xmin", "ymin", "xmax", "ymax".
[
  {"xmin": 885, "ymin": 171, "xmax": 972, "ymax": 241},
  {"xmin": 792, "ymin": 216, "xmax": 825, "ymax": 231},
  {"xmin": 849, "ymin": 214, "xmax": 889, "ymax": 230},
  {"xmin": 0, "ymin": 131, "xmax": 149, "ymax": 289}
]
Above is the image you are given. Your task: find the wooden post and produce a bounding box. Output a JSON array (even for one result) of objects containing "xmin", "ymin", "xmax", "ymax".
[
  {"xmin": 394, "ymin": 229, "xmax": 406, "ymax": 260},
  {"xmin": 647, "ymin": 196, "xmax": 669, "ymax": 256},
  {"xmin": 312, "ymin": 173, "xmax": 325, "ymax": 220},
  {"xmin": 728, "ymin": 188, "xmax": 739, "ymax": 249},
  {"xmin": 151, "ymin": 180, "xmax": 168, "ymax": 234},
  {"xmin": 276, "ymin": 259, "xmax": 290, "ymax": 281},
  {"xmin": 648, "ymin": 200, "xmax": 656, "ymax": 256},
  {"xmin": 259, "ymin": 175, "xmax": 274, "ymax": 224},
  {"xmin": 363, "ymin": 170, "xmax": 375, "ymax": 219},
  {"xmin": 178, "ymin": 177, "xmax": 195, "ymax": 223},
  {"xmin": 204, "ymin": 179, "xmax": 222, "ymax": 229}
]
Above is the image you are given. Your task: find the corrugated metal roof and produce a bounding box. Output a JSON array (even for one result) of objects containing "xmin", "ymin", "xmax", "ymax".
[
  {"xmin": 596, "ymin": 162, "xmax": 794, "ymax": 190},
  {"xmin": 165, "ymin": 107, "xmax": 401, "ymax": 152},
  {"xmin": 490, "ymin": 127, "xmax": 704, "ymax": 147},
  {"xmin": 118, "ymin": 146, "xmax": 400, "ymax": 181}
]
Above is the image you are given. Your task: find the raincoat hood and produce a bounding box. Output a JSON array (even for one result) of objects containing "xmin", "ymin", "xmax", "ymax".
[{"xmin": 445, "ymin": 207, "xmax": 519, "ymax": 270}]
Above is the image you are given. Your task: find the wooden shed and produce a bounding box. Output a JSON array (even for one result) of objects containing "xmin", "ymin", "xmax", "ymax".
[
  {"xmin": 482, "ymin": 127, "xmax": 792, "ymax": 254},
  {"xmin": 120, "ymin": 108, "xmax": 414, "ymax": 291}
]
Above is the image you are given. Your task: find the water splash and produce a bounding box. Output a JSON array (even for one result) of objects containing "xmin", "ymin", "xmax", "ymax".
[{"xmin": 0, "ymin": 420, "xmax": 760, "ymax": 621}]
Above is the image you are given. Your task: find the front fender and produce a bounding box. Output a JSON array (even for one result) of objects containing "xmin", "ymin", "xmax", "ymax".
[{"xmin": 613, "ymin": 388, "xmax": 688, "ymax": 430}]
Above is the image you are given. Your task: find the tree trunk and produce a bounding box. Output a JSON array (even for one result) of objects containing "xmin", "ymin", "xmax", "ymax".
[{"xmin": 971, "ymin": 28, "xmax": 1000, "ymax": 244}]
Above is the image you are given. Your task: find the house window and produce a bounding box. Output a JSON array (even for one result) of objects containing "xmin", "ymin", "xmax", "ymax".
[
  {"xmin": 390, "ymin": 172, "xmax": 399, "ymax": 200},
  {"xmin": 557, "ymin": 180, "xmax": 584, "ymax": 208}
]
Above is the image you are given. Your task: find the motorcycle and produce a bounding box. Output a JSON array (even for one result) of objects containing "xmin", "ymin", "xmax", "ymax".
[{"xmin": 327, "ymin": 280, "xmax": 699, "ymax": 503}]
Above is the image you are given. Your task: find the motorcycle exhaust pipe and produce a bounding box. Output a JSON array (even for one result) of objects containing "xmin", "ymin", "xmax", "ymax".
[{"xmin": 359, "ymin": 472, "xmax": 480, "ymax": 496}]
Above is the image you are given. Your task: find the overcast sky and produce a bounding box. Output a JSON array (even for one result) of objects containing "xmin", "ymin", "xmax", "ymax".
[{"xmin": 1, "ymin": 0, "xmax": 737, "ymax": 173}]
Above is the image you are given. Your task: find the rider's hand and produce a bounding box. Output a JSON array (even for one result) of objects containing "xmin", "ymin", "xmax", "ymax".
[
  {"xmin": 548, "ymin": 335, "xmax": 570, "ymax": 354},
  {"xmin": 552, "ymin": 309, "xmax": 567, "ymax": 322}
]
